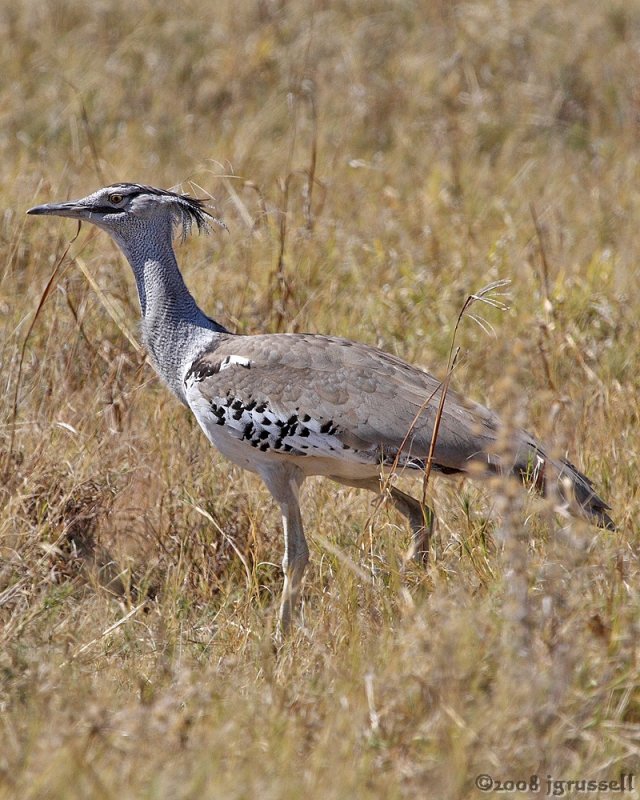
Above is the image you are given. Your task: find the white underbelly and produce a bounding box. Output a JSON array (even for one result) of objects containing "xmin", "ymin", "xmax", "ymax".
[{"xmin": 203, "ymin": 418, "xmax": 380, "ymax": 479}]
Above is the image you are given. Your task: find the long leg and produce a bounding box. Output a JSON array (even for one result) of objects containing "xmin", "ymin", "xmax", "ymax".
[
  {"xmin": 331, "ymin": 476, "xmax": 435, "ymax": 564},
  {"xmin": 259, "ymin": 463, "xmax": 308, "ymax": 636}
]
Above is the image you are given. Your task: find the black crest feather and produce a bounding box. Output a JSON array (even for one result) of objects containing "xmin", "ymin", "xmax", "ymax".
[{"xmin": 109, "ymin": 183, "xmax": 227, "ymax": 241}]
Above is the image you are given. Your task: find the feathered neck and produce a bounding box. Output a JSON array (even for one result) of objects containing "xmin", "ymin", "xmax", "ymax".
[{"xmin": 111, "ymin": 218, "xmax": 227, "ymax": 405}]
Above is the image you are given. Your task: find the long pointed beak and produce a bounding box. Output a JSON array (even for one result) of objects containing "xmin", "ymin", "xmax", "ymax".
[{"xmin": 27, "ymin": 201, "xmax": 87, "ymax": 219}]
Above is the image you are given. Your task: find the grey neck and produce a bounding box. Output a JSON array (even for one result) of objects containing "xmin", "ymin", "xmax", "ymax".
[{"xmin": 111, "ymin": 223, "xmax": 226, "ymax": 405}]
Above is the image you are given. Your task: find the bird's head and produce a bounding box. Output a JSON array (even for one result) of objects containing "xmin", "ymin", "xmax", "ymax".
[{"xmin": 27, "ymin": 183, "xmax": 226, "ymax": 242}]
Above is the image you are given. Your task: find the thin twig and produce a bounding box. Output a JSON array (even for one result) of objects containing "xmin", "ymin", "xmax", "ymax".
[
  {"xmin": 367, "ymin": 280, "xmax": 511, "ymax": 540},
  {"xmin": 302, "ymin": 81, "xmax": 318, "ymax": 231},
  {"xmin": 529, "ymin": 203, "xmax": 554, "ymax": 317},
  {"xmin": 62, "ymin": 79, "xmax": 106, "ymax": 185},
  {"xmin": 422, "ymin": 280, "xmax": 510, "ymax": 505},
  {"xmin": 74, "ymin": 256, "xmax": 142, "ymax": 353},
  {"xmin": 79, "ymin": 99, "xmax": 106, "ymax": 185},
  {"xmin": 421, "ymin": 347, "xmax": 461, "ymax": 509},
  {"xmin": 190, "ymin": 503, "xmax": 254, "ymax": 590},
  {"xmin": 6, "ymin": 225, "xmax": 81, "ymax": 469},
  {"xmin": 537, "ymin": 324, "xmax": 559, "ymax": 394},
  {"xmin": 271, "ymin": 174, "xmax": 294, "ymax": 332},
  {"xmin": 64, "ymin": 601, "xmax": 146, "ymax": 664}
]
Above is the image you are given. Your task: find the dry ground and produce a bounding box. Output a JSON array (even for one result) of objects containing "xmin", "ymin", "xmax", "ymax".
[{"xmin": 2, "ymin": 1, "xmax": 640, "ymax": 797}]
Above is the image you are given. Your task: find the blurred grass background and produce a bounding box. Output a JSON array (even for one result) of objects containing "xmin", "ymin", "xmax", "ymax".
[{"xmin": 2, "ymin": 0, "xmax": 640, "ymax": 797}]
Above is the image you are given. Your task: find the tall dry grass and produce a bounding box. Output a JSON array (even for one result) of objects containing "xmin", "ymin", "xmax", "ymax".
[{"xmin": 1, "ymin": 1, "xmax": 640, "ymax": 797}]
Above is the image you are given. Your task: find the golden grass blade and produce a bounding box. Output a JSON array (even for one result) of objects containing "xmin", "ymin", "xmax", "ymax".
[{"xmin": 73, "ymin": 255, "xmax": 142, "ymax": 353}]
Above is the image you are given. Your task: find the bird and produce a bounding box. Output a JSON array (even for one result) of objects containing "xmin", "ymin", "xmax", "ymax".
[{"xmin": 28, "ymin": 183, "xmax": 615, "ymax": 633}]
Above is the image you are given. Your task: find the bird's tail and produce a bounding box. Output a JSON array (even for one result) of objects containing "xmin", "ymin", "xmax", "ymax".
[{"xmin": 511, "ymin": 438, "xmax": 615, "ymax": 530}]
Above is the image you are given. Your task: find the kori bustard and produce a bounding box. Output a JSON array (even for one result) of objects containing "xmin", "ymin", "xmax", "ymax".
[{"xmin": 28, "ymin": 184, "xmax": 614, "ymax": 632}]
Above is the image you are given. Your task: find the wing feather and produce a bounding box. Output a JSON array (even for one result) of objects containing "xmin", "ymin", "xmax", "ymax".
[
  {"xmin": 183, "ymin": 332, "xmax": 614, "ymax": 528},
  {"xmin": 184, "ymin": 333, "xmax": 502, "ymax": 471}
]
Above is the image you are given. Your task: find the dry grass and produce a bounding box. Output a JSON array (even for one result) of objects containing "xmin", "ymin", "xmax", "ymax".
[{"xmin": 2, "ymin": 1, "xmax": 640, "ymax": 797}]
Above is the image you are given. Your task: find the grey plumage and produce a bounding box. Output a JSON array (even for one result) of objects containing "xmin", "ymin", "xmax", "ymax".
[{"xmin": 28, "ymin": 183, "xmax": 615, "ymax": 633}]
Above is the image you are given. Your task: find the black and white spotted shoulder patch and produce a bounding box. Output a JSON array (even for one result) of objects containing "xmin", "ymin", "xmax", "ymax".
[
  {"xmin": 185, "ymin": 354, "xmax": 251, "ymax": 384},
  {"xmin": 185, "ymin": 386, "xmax": 371, "ymax": 464}
]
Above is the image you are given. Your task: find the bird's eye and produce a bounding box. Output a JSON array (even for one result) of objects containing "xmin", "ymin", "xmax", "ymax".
[{"xmin": 108, "ymin": 193, "xmax": 124, "ymax": 205}]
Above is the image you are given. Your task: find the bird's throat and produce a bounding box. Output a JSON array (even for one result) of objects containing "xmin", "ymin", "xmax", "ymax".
[{"xmin": 118, "ymin": 236, "xmax": 225, "ymax": 405}]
